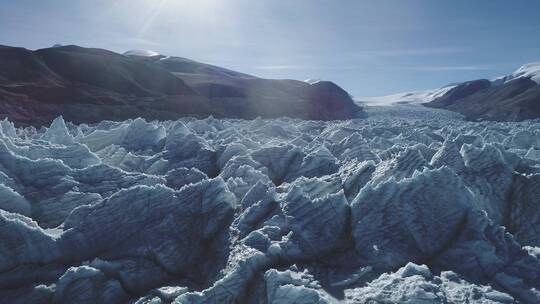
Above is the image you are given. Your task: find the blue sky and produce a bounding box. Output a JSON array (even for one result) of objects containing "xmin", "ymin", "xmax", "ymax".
[{"xmin": 1, "ymin": 0, "xmax": 540, "ymax": 96}]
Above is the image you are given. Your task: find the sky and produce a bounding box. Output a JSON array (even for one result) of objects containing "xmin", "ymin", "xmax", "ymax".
[{"xmin": 1, "ymin": 0, "xmax": 540, "ymax": 96}]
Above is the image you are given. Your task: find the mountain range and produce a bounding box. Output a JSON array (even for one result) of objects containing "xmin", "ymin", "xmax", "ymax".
[
  {"xmin": 426, "ymin": 63, "xmax": 540, "ymax": 121},
  {"xmin": 0, "ymin": 45, "xmax": 362, "ymax": 126},
  {"xmin": 358, "ymin": 63, "xmax": 540, "ymax": 121},
  {"xmin": 1, "ymin": 43, "xmax": 539, "ymax": 124}
]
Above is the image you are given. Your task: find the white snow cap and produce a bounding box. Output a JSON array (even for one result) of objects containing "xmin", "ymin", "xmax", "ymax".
[
  {"xmin": 511, "ymin": 62, "xmax": 540, "ymax": 84},
  {"xmin": 493, "ymin": 62, "xmax": 540, "ymax": 85},
  {"xmin": 305, "ymin": 78, "xmax": 322, "ymax": 85},
  {"xmin": 123, "ymin": 49, "xmax": 161, "ymax": 57}
]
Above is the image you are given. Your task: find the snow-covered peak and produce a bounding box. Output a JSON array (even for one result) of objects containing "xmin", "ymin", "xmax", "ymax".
[
  {"xmin": 123, "ymin": 49, "xmax": 161, "ymax": 57},
  {"xmin": 493, "ymin": 62, "xmax": 540, "ymax": 85},
  {"xmin": 360, "ymin": 61, "xmax": 540, "ymax": 107},
  {"xmin": 511, "ymin": 62, "xmax": 540, "ymax": 84}
]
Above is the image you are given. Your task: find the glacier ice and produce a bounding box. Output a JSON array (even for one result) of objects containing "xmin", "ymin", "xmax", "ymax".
[
  {"xmin": 0, "ymin": 105, "xmax": 540, "ymax": 303},
  {"xmin": 344, "ymin": 262, "xmax": 516, "ymax": 303},
  {"xmin": 350, "ymin": 167, "xmax": 474, "ymax": 270}
]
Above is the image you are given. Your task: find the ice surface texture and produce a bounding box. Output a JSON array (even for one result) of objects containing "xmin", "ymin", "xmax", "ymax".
[{"xmin": 1, "ymin": 105, "xmax": 540, "ymax": 303}]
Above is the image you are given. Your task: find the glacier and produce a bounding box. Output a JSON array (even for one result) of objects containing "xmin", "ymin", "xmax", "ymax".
[{"xmin": 0, "ymin": 105, "xmax": 540, "ymax": 303}]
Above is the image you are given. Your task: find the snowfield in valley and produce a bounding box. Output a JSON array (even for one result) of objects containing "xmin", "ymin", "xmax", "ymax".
[{"xmin": 1, "ymin": 105, "xmax": 540, "ymax": 303}]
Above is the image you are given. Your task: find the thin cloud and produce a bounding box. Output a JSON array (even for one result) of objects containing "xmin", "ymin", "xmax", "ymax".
[
  {"xmin": 403, "ymin": 64, "xmax": 495, "ymax": 71},
  {"xmin": 353, "ymin": 47, "xmax": 474, "ymax": 58},
  {"xmin": 251, "ymin": 63, "xmax": 494, "ymax": 72},
  {"xmin": 253, "ymin": 65, "xmax": 312, "ymax": 70},
  {"xmin": 252, "ymin": 65, "xmax": 356, "ymax": 71}
]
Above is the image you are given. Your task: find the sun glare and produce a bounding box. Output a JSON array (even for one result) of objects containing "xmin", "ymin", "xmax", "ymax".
[{"xmin": 136, "ymin": 0, "xmax": 224, "ymax": 36}]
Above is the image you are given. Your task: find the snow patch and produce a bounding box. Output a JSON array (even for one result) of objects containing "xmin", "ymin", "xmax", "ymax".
[
  {"xmin": 356, "ymin": 85, "xmax": 457, "ymax": 106},
  {"xmin": 123, "ymin": 49, "xmax": 161, "ymax": 57}
]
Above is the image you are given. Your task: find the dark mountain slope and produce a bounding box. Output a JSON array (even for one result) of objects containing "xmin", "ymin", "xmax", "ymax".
[
  {"xmin": 0, "ymin": 45, "xmax": 362, "ymax": 126},
  {"xmin": 425, "ymin": 66, "xmax": 540, "ymax": 121}
]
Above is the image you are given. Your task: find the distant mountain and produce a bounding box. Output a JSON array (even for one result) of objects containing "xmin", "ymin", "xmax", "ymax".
[
  {"xmin": 425, "ymin": 63, "xmax": 540, "ymax": 121},
  {"xmin": 355, "ymin": 84, "xmax": 457, "ymax": 106},
  {"xmin": 0, "ymin": 45, "xmax": 362, "ymax": 126}
]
